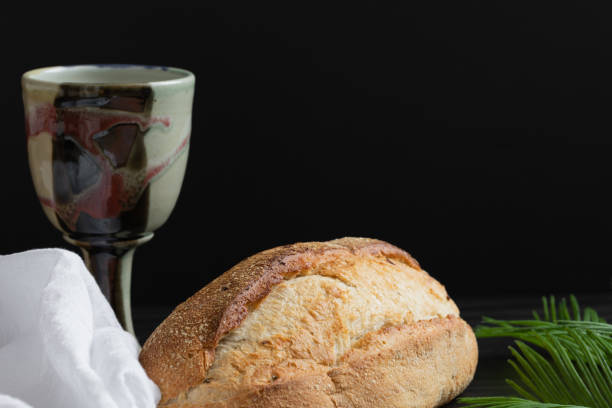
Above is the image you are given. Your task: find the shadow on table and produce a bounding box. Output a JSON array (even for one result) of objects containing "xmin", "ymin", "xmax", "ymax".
[{"xmin": 445, "ymin": 356, "xmax": 515, "ymax": 407}]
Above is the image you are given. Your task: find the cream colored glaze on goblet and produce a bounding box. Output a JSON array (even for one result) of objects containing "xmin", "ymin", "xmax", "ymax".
[{"xmin": 22, "ymin": 65, "xmax": 195, "ymax": 333}]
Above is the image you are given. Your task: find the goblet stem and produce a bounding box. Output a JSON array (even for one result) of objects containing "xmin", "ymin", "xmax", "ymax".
[{"xmin": 63, "ymin": 234, "xmax": 153, "ymax": 336}]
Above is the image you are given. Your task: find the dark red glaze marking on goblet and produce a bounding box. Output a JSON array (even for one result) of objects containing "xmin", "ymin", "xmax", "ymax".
[
  {"xmin": 25, "ymin": 85, "xmax": 188, "ymax": 237},
  {"xmin": 144, "ymin": 133, "xmax": 191, "ymax": 184},
  {"xmin": 24, "ymin": 68, "xmax": 194, "ymax": 334}
]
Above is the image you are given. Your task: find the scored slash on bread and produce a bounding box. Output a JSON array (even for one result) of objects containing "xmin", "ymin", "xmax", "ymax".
[{"xmin": 139, "ymin": 237, "xmax": 478, "ymax": 408}]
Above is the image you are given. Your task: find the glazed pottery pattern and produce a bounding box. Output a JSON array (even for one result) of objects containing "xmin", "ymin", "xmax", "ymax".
[{"xmin": 22, "ymin": 65, "xmax": 195, "ymax": 333}]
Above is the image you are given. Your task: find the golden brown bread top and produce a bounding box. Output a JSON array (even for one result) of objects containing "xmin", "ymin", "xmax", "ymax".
[
  {"xmin": 140, "ymin": 238, "xmax": 458, "ymax": 404},
  {"xmin": 139, "ymin": 238, "xmax": 421, "ymax": 402}
]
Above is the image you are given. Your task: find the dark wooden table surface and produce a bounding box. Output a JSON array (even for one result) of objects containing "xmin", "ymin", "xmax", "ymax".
[{"xmin": 133, "ymin": 292, "xmax": 612, "ymax": 407}]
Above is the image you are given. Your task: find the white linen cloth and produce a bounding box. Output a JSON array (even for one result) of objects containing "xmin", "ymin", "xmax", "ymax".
[{"xmin": 0, "ymin": 248, "xmax": 160, "ymax": 408}]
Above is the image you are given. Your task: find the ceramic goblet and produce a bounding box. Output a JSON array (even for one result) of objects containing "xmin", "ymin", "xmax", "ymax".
[{"xmin": 22, "ymin": 65, "xmax": 195, "ymax": 334}]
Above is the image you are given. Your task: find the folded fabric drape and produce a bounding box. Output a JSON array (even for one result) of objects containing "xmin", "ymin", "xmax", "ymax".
[{"xmin": 0, "ymin": 249, "xmax": 159, "ymax": 408}]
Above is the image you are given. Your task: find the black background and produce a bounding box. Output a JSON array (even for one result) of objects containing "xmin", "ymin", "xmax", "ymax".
[{"xmin": 3, "ymin": 4, "xmax": 612, "ymax": 307}]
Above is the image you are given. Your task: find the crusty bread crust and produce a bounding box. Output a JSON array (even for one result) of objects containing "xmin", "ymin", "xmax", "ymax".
[
  {"xmin": 139, "ymin": 238, "xmax": 420, "ymax": 403},
  {"xmin": 161, "ymin": 316, "xmax": 477, "ymax": 408},
  {"xmin": 139, "ymin": 238, "xmax": 477, "ymax": 407}
]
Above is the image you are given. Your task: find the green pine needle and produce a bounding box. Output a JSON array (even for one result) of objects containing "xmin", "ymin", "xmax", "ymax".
[{"xmin": 458, "ymin": 295, "xmax": 612, "ymax": 408}]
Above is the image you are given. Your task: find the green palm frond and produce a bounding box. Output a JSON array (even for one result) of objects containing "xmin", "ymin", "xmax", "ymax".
[
  {"xmin": 459, "ymin": 295, "xmax": 612, "ymax": 408},
  {"xmin": 459, "ymin": 397, "xmax": 588, "ymax": 408}
]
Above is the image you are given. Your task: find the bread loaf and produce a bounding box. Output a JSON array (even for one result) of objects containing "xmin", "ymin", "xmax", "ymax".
[{"xmin": 139, "ymin": 237, "xmax": 478, "ymax": 408}]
